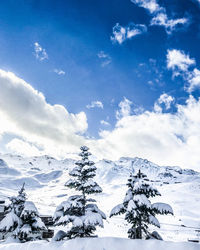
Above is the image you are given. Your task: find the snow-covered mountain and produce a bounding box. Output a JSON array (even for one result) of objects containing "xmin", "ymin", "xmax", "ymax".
[{"xmin": 0, "ymin": 153, "xmax": 200, "ymax": 242}]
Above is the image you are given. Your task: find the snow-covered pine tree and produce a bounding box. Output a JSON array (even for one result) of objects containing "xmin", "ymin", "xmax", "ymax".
[
  {"xmin": 54, "ymin": 146, "xmax": 106, "ymax": 239},
  {"xmin": 110, "ymin": 169, "xmax": 173, "ymax": 239},
  {"xmin": 0, "ymin": 183, "xmax": 26, "ymax": 239},
  {"xmin": 0, "ymin": 184, "xmax": 46, "ymax": 242},
  {"xmin": 18, "ymin": 201, "xmax": 46, "ymax": 242}
]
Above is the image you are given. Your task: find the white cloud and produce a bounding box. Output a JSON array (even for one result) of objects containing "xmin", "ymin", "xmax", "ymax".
[
  {"xmin": 166, "ymin": 49, "xmax": 200, "ymax": 92},
  {"xmin": 89, "ymin": 95, "xmax": 200, "ymax": 170},
  {"xmin": 97, "ymin": 51, "xmax": 109, "ymax": 59},
  {"xmin": 100, "ymin": 120, "xmax": 110, "ymax": 126},
  {"xmin": 116, "ymin": 97, "xmax": 132, "ymax": 120},
  {"xmin": 6, "ymin": 139, "xmax": 42, "ymax": 157},
  {"xmin": 167, "ymin": 49, "xmax": 195, "ymax": 72},
  {"xmin": 188, "ymin": 68, "xmax": 200, "ymax": 92},
  {"xmin": 151, "ymin": 13, "xmax": 188, "ymax": 34},
  {"xmin": 97, "ymin": 51, "xmax": 111, "ymax": 67},
  {"xmin": 131, "ymin": 0, "xmax": 161, "ymax": 14},
  {"xmin": 111, "ymin": 23, "xmax": 147, "ymax": 44},
  {"xmin": 111, "ymin": 24, "xmax": 126, "ymax": 44},
  {"xmin": 3, "ymin": 69, "xmax": 200, "ymax": 170},
  {"xmin": 54, "ymin": 69, "xmax": 65, "ymax": 75},
  {"xmin": 34, "ymin": 42, "xmax": 48, "ymax": 61},
  {"xmin": 154, "ymin": 93, "xmax": 174, "ymax": 112},
  {"xmin": 158, "ymin": 93, "xmax": 174, "ymax": 109},
  {"xmin": 131, "ymin": 0, "xmax": 188, "ymax": 34},
  {"xmin": 86, "ymin": 101, "xmax": 103, "ymax": 109},
  {"xmin": 0, "ymin": 69, "xmax": 87, "ymax": 157}
]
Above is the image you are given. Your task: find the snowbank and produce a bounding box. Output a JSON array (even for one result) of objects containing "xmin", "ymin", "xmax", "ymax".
[{"xmin": 0, "ymin": 237, "xmax": 199, "ymax": 250}]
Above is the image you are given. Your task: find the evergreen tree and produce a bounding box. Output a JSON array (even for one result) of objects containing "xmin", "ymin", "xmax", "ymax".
[
  {"xmin": 0, "ymin": 183, "xmax": 26, "ymax": 238},
  {"xmin": 54, "ymin": 146, "xmax": 106, "ymax": 239},
  {"xmin": 110, "ymin": 169, "xmax": 173, "ymax": 239},
  {"xmin": 18, "ymin": 201, "xmax": 46, "ymax": 242},
  {"xmin": 0, "ymin": 184, "xmax": 46, "ymax": 241}
]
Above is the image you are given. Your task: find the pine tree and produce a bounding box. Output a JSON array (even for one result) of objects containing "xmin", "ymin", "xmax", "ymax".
[
  {"xmin": 110, "ymin": 169, "xmax": 173, "ymax": 239},
  {"xmin": 0, "ymin": 183, "xmax": 27, "ymax": 239},
  {"xmin": 54, "ymin": 146, "xmax": 106, "ymax": 239},
  {"xmin": 0, "ymin": 184, "xmax": 46, "ymax": 241},
  {"xmin": 18, "ymin": 201, "xmax": 46, "ymax": 242}
]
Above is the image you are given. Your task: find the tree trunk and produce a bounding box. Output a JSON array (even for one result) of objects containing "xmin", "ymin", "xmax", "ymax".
[{"xmin": 138, "ymin": 215, "xmax": 142, "ymax": 239}]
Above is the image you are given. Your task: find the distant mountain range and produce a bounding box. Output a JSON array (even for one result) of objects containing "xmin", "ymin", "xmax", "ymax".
[{"xmin": 0, "ymin": 153, "xmax": 200, "ymax": 241}]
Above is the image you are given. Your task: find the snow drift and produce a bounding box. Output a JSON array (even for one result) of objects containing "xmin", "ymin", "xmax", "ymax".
[{"xmin": 0, "ymin": 237, "xmax": 199, "ymax": 250}]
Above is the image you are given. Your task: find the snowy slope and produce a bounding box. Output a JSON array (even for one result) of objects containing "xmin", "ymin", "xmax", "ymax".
[
  {"xmin": 0, "ymin": 153, "xmax": 200, "ymax": 242},
  {"xmin": 0, "ymin": 237, "xmax": 199, "ymax": 250}
]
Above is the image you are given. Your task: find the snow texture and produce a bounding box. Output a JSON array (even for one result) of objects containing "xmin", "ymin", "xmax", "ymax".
[
  {"xmin": 133, "ymin": 194, "xmax": 151, "ymax": 208},
  {"xmin": 0, "ymin": 153, "xmax": 200, "ymax": 241},
  {"xmin": 0, "ymin": 237, "xmax": 199, "ymax": 250},
  {"xmin": 149, "ymin": 215, "xmax": 161, "ymax": 228},
  {"xmin": 152, "ymin": 202, "xmax": 173, "ymax": 215},
  {"xmin": 0, "ymin": 211, "xmax": 20, "ymax": 232}
]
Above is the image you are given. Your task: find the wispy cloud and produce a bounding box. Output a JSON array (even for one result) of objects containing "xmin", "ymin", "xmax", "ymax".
[
  {"xmin": 86, "ymin": 101, "xmax": 103, "ymax": 109},
  {"xmin": 34, "ymin": 42, "xmax": 48, "ymax": 61},
  {"xmin": 54, "ymin": 69, "xmax": 66, "ymax": 75},
  {"xmin": 100, "ymin": 120, "xmax": 110, "ymax": 126},
  {"xmin": 97, "ymin": 51, "xmax": 111, "ymax": 67},
  {"xmin": 150, "ymin": 13, "xmax": 188, "ymax": 34},
  {"xmin": 111, "ymin": 23, "xmax": 147, "ymax": 44},
  {"xmin": 131, "ymin": 0, "xmax": 189, "ymax": 34},
  {"xmin": 131, "ymin": 0, "xmax": 162, "ymax": 14}
]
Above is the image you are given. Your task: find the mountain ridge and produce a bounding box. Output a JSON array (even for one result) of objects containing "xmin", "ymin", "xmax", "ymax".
[{"xmin": 0, "ymin": 152, "xmax": 199, "ymax": 241}]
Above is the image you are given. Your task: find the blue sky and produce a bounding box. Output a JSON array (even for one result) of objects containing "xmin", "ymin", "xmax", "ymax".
[{"xmin": 1, "ymin": 0, "xmax": 200, "ymax": 169}]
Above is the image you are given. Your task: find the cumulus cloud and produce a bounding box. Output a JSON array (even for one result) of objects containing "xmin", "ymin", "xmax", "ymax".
[
  {"xmin": 86, "ymin": 101, "xmax": 103, "ymax": 109},
  {"xmin": 111, "ymin": 23, "xmax": 147, "ymax": 44},
  {"xmin": 89, "ymin": 95, "xmax": 200, "ymax": 170},
  {"xmin": 3, "ymin": 69, "xmax": 200, "ymax": 170},
  {"xmin": 0, "ymin": 69, "xmax": 87, "ymax": 157},
  {"xmin": 116, "ymin": 97, "xmax": 132, "ymax": 120},
  {"xmin": 154, "ymin": 93, "xmax": 174, "ymax": 112},
  {"xmin": 158, "ymin": 93, "xmax": 174, "ymax": 109},
  {"xmin": 166, "ymin": 49, "xmax": 200, "ymax": 92},
  {"xmin": 34, "ymin": 42, "xmax": 48, "ymax": 61},
  {"xmin": 97, "ymin": 51, "xmax": 111, "ymax": 67},
  {"xmin": 167, "ymin": 49, "xmax": 195, "ymax": 71},
  {"xmin": 54, "ymin": 69, "xmax": 65, "ymax": 75},
  {"xmin": 151, "ymin": 13, "xmax": 188, "ymax": 34},
  {"xmin": 188, "ymin": 68, "xmax": 200, "ymax": 92}
]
